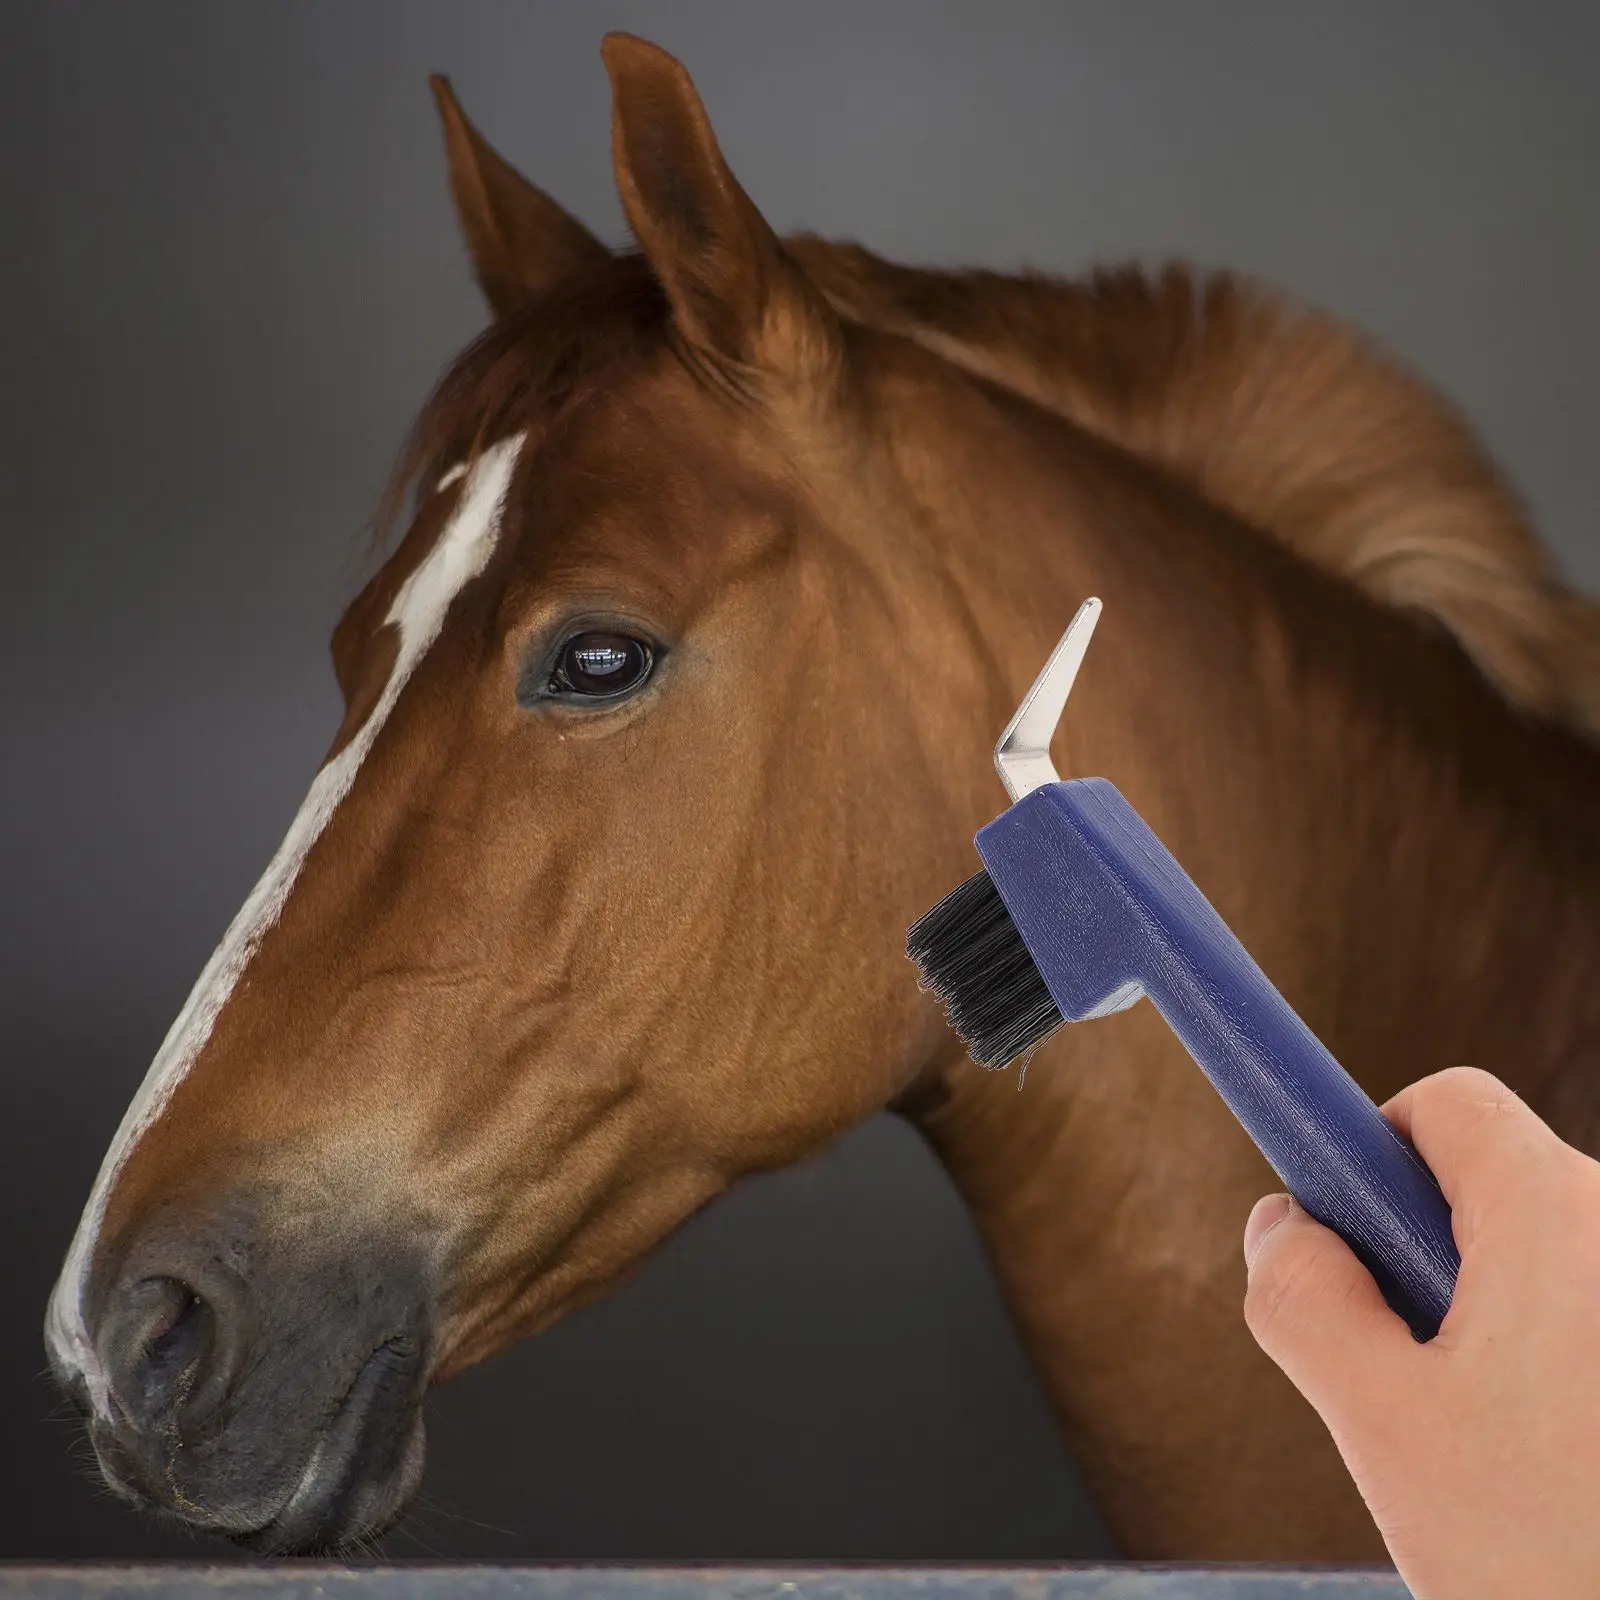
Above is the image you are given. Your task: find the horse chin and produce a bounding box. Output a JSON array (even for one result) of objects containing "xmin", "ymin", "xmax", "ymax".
[
  {"xmin": 235, "ymin": 1344, "xmax": 428, "ymax": 1555},
  {"xmin": 86, "ymin": 1372, "xmax": 426, "ymax": 1556}
]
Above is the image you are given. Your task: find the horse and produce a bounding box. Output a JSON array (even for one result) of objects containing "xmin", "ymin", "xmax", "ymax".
[{"xmin": 46, "ymin": 31, "xmax": 1600, "ymax": 1561}]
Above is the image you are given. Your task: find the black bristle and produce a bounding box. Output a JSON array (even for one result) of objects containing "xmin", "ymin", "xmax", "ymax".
[{"xmin": 906, "ymin": 867, "xmax": 1065, "ymax": 1070}]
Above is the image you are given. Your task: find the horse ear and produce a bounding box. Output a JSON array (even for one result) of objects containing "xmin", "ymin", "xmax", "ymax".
[
  {"xmin": 600, "ymin": 33, "xmax": 837, "ymax": 379},
  {"xmin": 430, "ymin": 74, "xmax": 609, "ymax": 319}
]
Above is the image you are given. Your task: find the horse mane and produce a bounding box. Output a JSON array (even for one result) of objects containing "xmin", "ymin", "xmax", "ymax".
[{"xmin": 788, "ymin": 237, "xmax": 1600, "ymax": 739}]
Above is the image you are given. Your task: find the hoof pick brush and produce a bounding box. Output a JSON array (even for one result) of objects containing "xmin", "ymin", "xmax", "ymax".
[{"xmin": 906, "ymin": 598, "xmax": 1460, "ymax": 1340}]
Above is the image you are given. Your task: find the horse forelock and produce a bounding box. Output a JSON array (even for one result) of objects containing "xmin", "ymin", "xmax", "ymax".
[
  {"xmin": 47, "ymin": 433, "xmax": 528, "ymax": 1415},
  {"xmin": 376, "ymin": 253, "xmax": 675, "ymax": 549}
]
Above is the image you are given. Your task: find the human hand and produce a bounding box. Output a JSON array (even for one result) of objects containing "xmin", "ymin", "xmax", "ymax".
[{"xmin": 1241, "ymin": 1066, "xmax": 1600, "ymax": 1599}]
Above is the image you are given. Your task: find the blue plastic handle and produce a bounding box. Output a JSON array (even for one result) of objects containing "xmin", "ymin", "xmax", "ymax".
[{"xmin": 976, "ymin": 777, "xmax": 1460, "ymax": 1340}]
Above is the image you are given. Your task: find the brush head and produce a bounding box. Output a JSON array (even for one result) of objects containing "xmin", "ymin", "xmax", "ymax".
[{"xmin": 907, "ymin": 867, "xmax": 1065, "ymax": 1070}]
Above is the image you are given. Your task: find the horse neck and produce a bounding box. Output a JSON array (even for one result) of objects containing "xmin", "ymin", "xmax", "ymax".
[
  {"xmin": 808, "ymin": 243, "xmax": 1600, "ymax": 1145},
  {"xmin": 902, "ymin": 422, "xmax": 1600, "ymax": 1146},
  {"xmin": 854, "ymin": 345, "xmax": 1600, "ymax": 1552}
]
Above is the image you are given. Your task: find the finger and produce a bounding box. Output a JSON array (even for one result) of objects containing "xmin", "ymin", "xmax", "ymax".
[
  {"xmin": 1243, "ymin": 1194, "xmax": 1418, "ymax": 1420},
  {"xmin": 1381, "ymin": 1067, "xmax": 1563, "ymax": 1233}
]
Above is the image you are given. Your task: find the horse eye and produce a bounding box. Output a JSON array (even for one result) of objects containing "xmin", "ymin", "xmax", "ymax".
[{"xmin": 547, "ymin": 631, "xmax": 654, "ymax": 701}]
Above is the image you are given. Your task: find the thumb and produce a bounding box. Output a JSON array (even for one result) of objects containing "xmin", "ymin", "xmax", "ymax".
[{"xmin": 1242, "ymin": 1194, "xmax": 1418, "ymax": 1420}]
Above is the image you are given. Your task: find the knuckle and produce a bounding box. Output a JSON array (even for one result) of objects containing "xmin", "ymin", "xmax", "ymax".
[
  {"xmin": 1440, "ymin": 1064, "xmax": 1516, "ymax": 1115},
  {"xmin": 1473, "ymin": 1074, "xmax": 1522, "ymax": 1123},
  {"xmin": 1415, "ymin": 1063, "xmax": 1497, "ymax": 1112},
  {"xmin": 1410, "ymin": 1065, "xmax": 1536, "ymax": 1171},
  {"xmin": 1243, "ymin": 1269, "xmax": 1289, "ymax": 1344},
  {"xmin": 1244, "ymin": 1228, "xmax": 1331, "ymax": 1345}
]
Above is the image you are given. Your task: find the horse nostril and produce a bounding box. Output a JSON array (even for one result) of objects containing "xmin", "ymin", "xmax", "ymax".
[
  {"xmin": 101, "ymin": 1271, "xmax": 238, "ymax": 1430},
  {"xmin": 138, "ymin": 1278, "xmax": 211, "ymax": 1394}
]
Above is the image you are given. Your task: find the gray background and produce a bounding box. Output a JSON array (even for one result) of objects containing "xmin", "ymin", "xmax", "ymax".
[{"xmin": 3, "ymin": 0, "xmax": 1596, "ymax": 1563}]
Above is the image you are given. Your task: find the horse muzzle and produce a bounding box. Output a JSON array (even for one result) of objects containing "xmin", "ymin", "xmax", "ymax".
[{"xmin": 52, "ymin": 1200, "xmax": 433, "ymax": 1553}]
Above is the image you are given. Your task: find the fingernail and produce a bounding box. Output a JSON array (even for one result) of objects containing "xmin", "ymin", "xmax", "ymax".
[{"xmin": 1243, "ymin": 1193, "xmax": 1293, "ymax": 1270}]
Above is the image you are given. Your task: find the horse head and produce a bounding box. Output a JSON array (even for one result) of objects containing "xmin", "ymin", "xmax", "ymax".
[{"xmin": 47, "ymin": 35, "xmax": 983, "ymax": 1551}]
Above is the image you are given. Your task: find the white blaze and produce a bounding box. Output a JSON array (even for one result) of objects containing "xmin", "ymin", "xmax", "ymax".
[{"xmin": 47, "ymin": 435, "xmax": 525, "ymax": 1415}]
